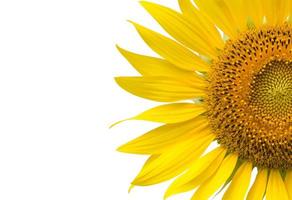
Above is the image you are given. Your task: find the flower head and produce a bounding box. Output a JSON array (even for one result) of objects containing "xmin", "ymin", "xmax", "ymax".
[{"xmin": 115, "ymin": 0, "xmax": 292, "ymax": 199}]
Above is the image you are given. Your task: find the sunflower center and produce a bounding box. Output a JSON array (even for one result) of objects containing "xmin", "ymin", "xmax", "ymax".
[
  {"xmin": 249, "ymin": 60, "xmax": 292, "ymax": 122},
  {"xmin": 207, "ymin": 25, "xmax": 292, "ymax": 169}
]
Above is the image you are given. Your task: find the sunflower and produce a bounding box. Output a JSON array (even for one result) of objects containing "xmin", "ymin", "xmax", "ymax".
[{"xmin": 114, "ymin": 0, "xmax": 292, "ymax": 199}]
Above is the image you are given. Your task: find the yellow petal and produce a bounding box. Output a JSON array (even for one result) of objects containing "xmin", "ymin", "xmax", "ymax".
[
  {"xmin": 194, "ymin": 0, "xmax": 239, "ymax": 38},
  {"xmin": 289, "ymin": 1, "xmax": 292, "ymax": 22},
  {"xmin": 132, "ymin": 132, "xmax": 215, "ymax": 186},
  {"xmin": 117, "ymin": 116, "xmax": 209, "ymax": 154},
  {"xmin": 164, "ymin": 146, "xmax": 227, "ymax": 199},
  {"xmin": 140, "ymin": 1, "xmax": 217, "ymax": 58},
  {"xmin": 224, "ymin": 0, "xmax": 248, "ymax": 31},
  {"xmin": 178, "ymin": 0, "xmax": 224, "ymax": 51},
  {"xmin": 263, "ymin": 0, "xmax": 289, "ymax": 25},
  {"xmin": 131, "ymin": 22, "xmax": 210, "ymax": 72},
  {"xmin": 132, "ymin": 103, "xmax": 206, "ymax": 123},
  {"xmin": 246, "ymin": 169, "xmax": 268, "ymax": 200},
  {"xmin": 128, "ymin": 154, "xmax": 160, "ymax": 193},
  {"xmin": 191, "ymin": 153, "xmax": 238, "ymax": 200},
  {"xmin": 266, "ymin": 169, "xmax": 289, "ymax": 200},
  {"xmin": 115, "ymin": 76, "xmax": 206, "ymax": 102},
  {"xmin": 116, "ymin": 46, "xmax": 190, "ymax": 77},
  {"xmin": 222, "ymin": 162, "xmax": 253, "ymax": 200},
  {"xmin": 245, "ymin": 0, "xmax": 264, "ymax": 27},
  {"xmin": 285, "ymin": 170, "xmax": 292, "ymax": 199}
]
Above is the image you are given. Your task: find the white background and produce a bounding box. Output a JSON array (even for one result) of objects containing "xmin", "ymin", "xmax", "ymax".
[{"xmin": 0, "ymin": 0, "xmax": 235, "ymax": 199}]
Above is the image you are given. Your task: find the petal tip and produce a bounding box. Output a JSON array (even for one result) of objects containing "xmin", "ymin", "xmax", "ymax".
[
  {"xmin": 109, "ymin": 118, "xmax": 129, "ymax": 129},
  {"xmin": 139, "ymin": 0, "xmax": 150, "ymax": 7},
  {"xmin": 128, "ymin": 184, "xmax": 135, "ymax": 193}
]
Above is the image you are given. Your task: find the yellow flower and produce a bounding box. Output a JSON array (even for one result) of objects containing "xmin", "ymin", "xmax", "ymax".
[{"xmin": 114, "ymin": 0, "xmax": 292, "ymax": 199}]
